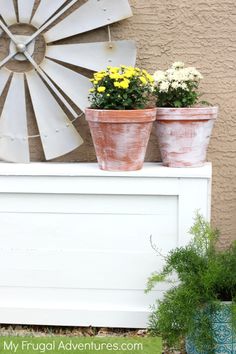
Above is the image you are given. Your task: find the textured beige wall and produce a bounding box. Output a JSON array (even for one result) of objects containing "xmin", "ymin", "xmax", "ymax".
[
  {"xmin": 113, "ymin": 0, "xmax": 236, "ymax": 245},
  {"xmin": 0, "ymin": 0, "xmax": 235, "ymax": 244}
]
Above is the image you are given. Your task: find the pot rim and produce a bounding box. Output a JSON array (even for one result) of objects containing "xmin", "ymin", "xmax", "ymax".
[
  {"xmin": 85, "ymin": 107, "xmax": 157, "ymax": 113},
  {"xmin": 156, "ymin": 106, "xmax": 218, "ymax": 111},
  {"xmin": 156, "ymin": 106, "xmax": 218, "ymax": 121},
  {"xmin": 85, "ymin": 107, "xmax": 157, "ymax": 123}
]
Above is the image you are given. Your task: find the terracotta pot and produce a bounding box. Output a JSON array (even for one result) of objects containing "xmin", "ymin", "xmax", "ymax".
[
  {"xmin": 85, "ymin": 108, "xmax": 156, "ymax": 171},
  {"xmin": 154, "ymin": 107, "xmax": 218, "ymax": 167}
]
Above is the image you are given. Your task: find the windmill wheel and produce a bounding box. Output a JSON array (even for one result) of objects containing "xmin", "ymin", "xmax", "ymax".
[{"xmin": 0, "ymin": 0, "xmax": 136, "ymax": 162}]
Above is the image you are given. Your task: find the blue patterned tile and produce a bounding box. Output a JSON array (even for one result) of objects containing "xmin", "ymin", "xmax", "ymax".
[
  {"xmin": 212, "ymin": 303, "xmax": 232, "ymax": 323},
  {"xmin": 186, "ymin": 303, "xmax": 235, "ymax": 354},
  {"xmin": 186, "ymin": 340, "xmax": 234, "ymax": 354},
  {"xmin": 232, "ymin": 327, "xmax": 236, "ymax": 344},
  {"xmin": 213, "ymin": 322, "xmax": 233, "ymax": 344},
  {"xmin": 185, "ymin": 338, "xmax": 205, "ymax": 354},
  {"xmin": 214, "ymin": 344, "xmax": 234, "ymax": 353}
]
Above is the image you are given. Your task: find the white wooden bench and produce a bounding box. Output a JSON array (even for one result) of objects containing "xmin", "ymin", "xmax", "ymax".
[{"xmin": 0, "ymin": 162, "xmax": 212, "ymax": 328}]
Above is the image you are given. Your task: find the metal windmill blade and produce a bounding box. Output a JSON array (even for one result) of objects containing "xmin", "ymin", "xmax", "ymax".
[
  {"xmin": 0, "ymin": 0, "xmax": 17, "ymax": 26},
  {"xmin": 0, "ymin": 73, "xmax": 30, "ymax": 163},
  {"xmin": 0, "ymin": 68, "xmax": 10, "ymax": 93},
  {"xmin": 40, "ymin": 58, "xmax": 92, "ymax": 112},
  {"xmin": 44, "ymin": 0, "xmax": 133, "ymax": 43},
  {"xmin": 0, "ymin": 0, "xmax": 136, "ymax": 162},
  {"xmin": 18, "ymin": 0, "xmax": 35, "ymax": 24},
  {"xmin": 26, "ymin": 70, "xmax": 83, "ymax": 161},
  {"xmin": 31, "ymin": 0, "xmax": 65, "ymax": 28},
  {"xmin": 46, "ymin": 41, "xmax": 137, "ymax": 72}
]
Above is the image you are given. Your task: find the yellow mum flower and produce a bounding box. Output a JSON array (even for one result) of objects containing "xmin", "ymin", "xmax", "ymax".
[
  {"xmin": 114, "ymin": 82, "xmax": 121, "ymax": 88},
  {"xmin": 140, "ymin": 76, "xmax": 148, "ymax": 85},
  {"xmin": 89, "ymin": 88, "xmax": 95, "ymax": 93},
  {"xmin": 94, "ymin": 76, "xmax": 103, "ymax": 82},
  {"xmin": 142, "ymin": 71, "xmax": 154, "ymax": 83},
  {"xmin": 119, "ymin": 80, "xmax": 129, "ymax": 89},
  {"xmin": 124, "ymin": 69, "xmax": 135, "ymax": 78},
  {"xmin": 97, "ymin": 86, "xmax": 106, "ymax": 93},
  {"xmin": 110, "ymin": 73, "xmax": 122, "ymax": 80},
  {"xmin": 147, "ymin": 75, "xmax": 155, "ymax": 83},
  {"xmin": 110, "ymin": 67, "xmax": 120, "ymax": 73},
  {"xmin": 94, "ymin": 71, "xmax": 107, "ymax": 81}
]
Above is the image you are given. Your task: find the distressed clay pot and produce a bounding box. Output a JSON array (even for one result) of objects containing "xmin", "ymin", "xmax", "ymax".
[
  {"xmin": 85, "ymin": 108, "xmax": 156, "ymax": 171},
  {"xmin": 186, "ymin": 302, "xmax": 236, "ymax": 354},
  {"xmin": 154, "ymin": 107, "xmax": 218, "ymax": 167}
]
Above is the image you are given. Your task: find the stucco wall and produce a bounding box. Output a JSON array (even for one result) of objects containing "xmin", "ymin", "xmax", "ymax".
[
  {"xmin": 0, "ymin": 0, "xmax": 235, "ymax": 244},
  {"xmin": 115, "ymin": 0, "xmax": 236, "ymax": 245},
  {"xmin": 71, "ymin": 0, "xmax": 236, "ymax": 245}
]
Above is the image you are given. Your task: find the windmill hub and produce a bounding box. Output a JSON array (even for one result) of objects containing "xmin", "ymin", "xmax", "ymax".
[
  {"xmin": 9, "ymin": 35, "xmax": 36, "ymax": 62},
  {"xmin": 16, "ymin": 43, "xmax": 26, "ymax": 53}
]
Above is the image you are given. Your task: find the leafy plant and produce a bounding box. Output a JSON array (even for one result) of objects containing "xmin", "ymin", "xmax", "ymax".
[
  {"xmin": 88, "ymin": 66, "xmax": 154, "ymax": 110},
  {"xmin": 153, "ymin": 62, "xmax": 204, "ymax": 108},
  {"xmin": 146, "ymin": 214, "xmax": 236, "ymax": 352}
]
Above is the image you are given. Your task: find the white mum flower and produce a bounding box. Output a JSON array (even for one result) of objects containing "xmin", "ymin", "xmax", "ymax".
[
  {"xmin": 159, "ymin": 81, "xmax": 170, "ymax": 92},
  {"xmin": 153, "ymin": 70, "xmax": 166, "ymax": 83},
  {"xmin": 166, "ymin": 68, "xmax": 175, "ymax": 81},
  {"xmin": 183, "ymin": 68, "xmax": 194, "ymax": 81},
  {"xmin": 171, "ymin": 81, "xmax": 188, "ymax": 90},
  {"xmin": 192, "ymin": 68, "xmax": 203, "ymax": 80},
  {"xmin": 181, "ymin": 83, "xmax": 188, "ymax": 90},
  {"xmin": 172, "ymin": 61, "xmax": 185, "ymax": 69},
  {"xmin": 171, "ymin": 81, "xmax": 181, "ymax": 89},
  {"xmin": 185, "ymin": 67, "xmax": 203, "ymax": 80},
  {"xmin": 172, "ymin": 70, "xmax": 187, "ymax": 82}
]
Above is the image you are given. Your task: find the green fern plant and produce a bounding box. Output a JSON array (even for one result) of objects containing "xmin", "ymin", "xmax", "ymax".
[{"xmin": 146, "ymin": 214, "xmax": 236, "ymax": 352}]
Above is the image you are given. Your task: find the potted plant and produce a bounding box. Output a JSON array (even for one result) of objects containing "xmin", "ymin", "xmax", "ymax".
[
  {"xmin": 153, "ymin": 62, "xmax": 218, "ymax": 167},
  {"xmin": 85, "ymin": 66, "xmax": 156, "ymax": 171},
  {"xmin": 146, "ymin": 214, "xmax": 236, "ymax": 353}
]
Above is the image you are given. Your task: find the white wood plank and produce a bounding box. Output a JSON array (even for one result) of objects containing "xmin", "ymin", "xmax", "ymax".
[
  {"xmin": 0, "ymin": 175, "xmax": 180, "ymax": 195},
  {"xmin": 41, "ymin": 59, "xmax": 91, "ymax": 112},
  {"xmin": 0, "ymin": 162, "xmax": 213, "ymax": 178},
  {"xmin": 0, "ymin": 306, "xmax": 155, "ymax": 328},
  {"xmin": 31, "ymin": 0, "xmax": 65, "ymax": 28},
  {"xmin": 0, "ymin": 193, "xmax": 176, "ymax": 215},
  {"xmin": 0, "ymin": 73, "xmax": 30, "ymax": 163},
  {"xmin": 0, "ymin": 288, "xmax": 164, "ymax": 328},
  {"xmin": 45, "ymin": 0, "xmax": 132, "ymax": 43},
  {"xmin": 0, "ymin": 288, "xmax": 161, "ymax": 310},
  {"xmin": 0, "ymin": 0, "xmax": 16, "ymax": 25},
  {"xmin": 178, "ymin": 178, "xmax": 210, "ymax": 246},
  {"xmin": 26, "ymin": 70, "xmax": 83, "ymax": 160},
  {"xmin": 0, "ymin": 208, "xmax": 177, "ymax": 289},
  {"xmin": 46, "ymin": 41, "xmax": 137, "ymax": 72},
  {"xmin": 18, "ymin": 0, "xmax": 34, "ymax": 23},
  {"xmin": 0, "ymin": 251, "xmax": 166, "ymax": 289},
  {"xmin": 0, "ymin": 210, "xmax": 177, "ymax": 254}
]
